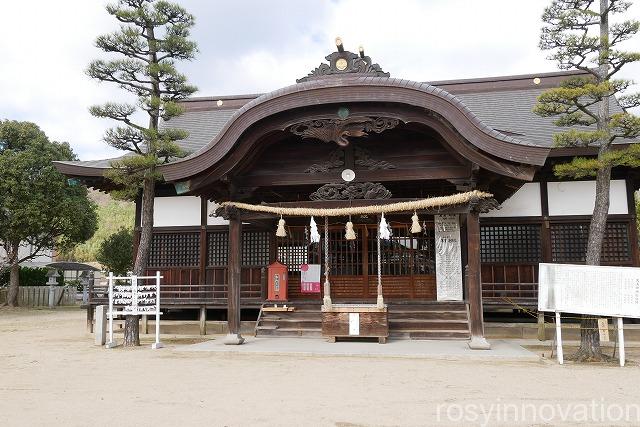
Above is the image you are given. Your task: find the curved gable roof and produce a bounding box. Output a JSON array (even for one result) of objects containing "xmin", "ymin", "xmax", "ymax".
[{"xmin": 161, "ymin": 76, "xmax": 549, "ymax": 182}]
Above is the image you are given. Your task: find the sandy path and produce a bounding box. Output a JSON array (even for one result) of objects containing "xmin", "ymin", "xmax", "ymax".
[{"xmin": 1, "ymin": 308, "xmax": 639, "ymax": 427}]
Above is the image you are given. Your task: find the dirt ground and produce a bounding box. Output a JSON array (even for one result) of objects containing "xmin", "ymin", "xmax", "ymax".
[{"xmin": 1, "ymin": 308, "xmax": 639, "ymax": 427}]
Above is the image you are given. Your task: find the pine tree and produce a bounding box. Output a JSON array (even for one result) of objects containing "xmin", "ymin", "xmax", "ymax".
[
  {"xmin": 88, "ymin": 0, "xmax": 197, "ymax": 346},
  {"xmin": 535, "ymin": 0, "xmax": 640, "ymax": 361}
]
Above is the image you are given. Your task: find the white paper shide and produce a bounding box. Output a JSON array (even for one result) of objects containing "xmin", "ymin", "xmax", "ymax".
[{"xmin": 434, "ymin": 215, "xmax": 463, "ymax": 301}]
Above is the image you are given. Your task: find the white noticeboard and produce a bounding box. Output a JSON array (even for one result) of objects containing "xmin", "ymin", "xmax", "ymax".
[
  {"xmin": 538, "ymin": 263, "xmax": 640, "ymax": 318},
  {"xmin": 434, "ymin": 215, "xmax": 463, "ymax": 301},
  {"xmin": 538, "ymin": 263, "xmax": 640, "ymax": 367},
  {"xmin": 106, "ymin": 272, "xmax": 164, "ymax": 350}
]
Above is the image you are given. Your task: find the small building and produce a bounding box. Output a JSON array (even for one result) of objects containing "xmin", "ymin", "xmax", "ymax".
[{"xmin": 55, "ymin": 43, "xmax": 639, "ymax": 345}]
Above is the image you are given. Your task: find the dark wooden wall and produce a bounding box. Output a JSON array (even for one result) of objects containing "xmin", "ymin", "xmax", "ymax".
[{"xmin": 479, "ymin": 177, "xmax": 639, "ymax": 308}]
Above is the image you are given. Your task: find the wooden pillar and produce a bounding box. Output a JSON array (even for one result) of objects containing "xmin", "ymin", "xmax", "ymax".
[
  {"xmin": 224, "ymin": 214, "xmax": 244, "ymax": 344},
  {"xmin": 199, "ymin": 197, "xmax": 208, "ymax": 299},
  {"xmin": 466, "ymin": 210, "xmax": 490, "ymax": 349},
  {"xmin": 626, "ymin": 177, "xmax": 639, "ymax": 266}
]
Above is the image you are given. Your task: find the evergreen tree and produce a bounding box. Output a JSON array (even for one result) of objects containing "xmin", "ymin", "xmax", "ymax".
[
  {"xmin": 535, "ymin": 0, "xmax": 640, "ymax": 361},
  {"xmin": 97, "ymin": 228, "xmax": 134, "ymax": 276},
  {"xmin": 88, "ymin": 0, "xmax": 197, "ymax": 345},
  {"xmin": 0, "ymin": 121, "xmax": 98, "ymax": 306}
]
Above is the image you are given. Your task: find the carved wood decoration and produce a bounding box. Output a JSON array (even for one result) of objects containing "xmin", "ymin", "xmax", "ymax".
[
  {"xmin": 297, "ymin": 50, "xmax": 390, "ymax": 83},
  {"xmin": 290, "ymin": 116, "xmax": 399, "ymax": 148},
  {"xmin": 305, "ymin": 147, "xmax": 396, "ymax": 173},
  {"xmin": 309, "ymin": 182, "xmax": 392, "ymax": 201}
]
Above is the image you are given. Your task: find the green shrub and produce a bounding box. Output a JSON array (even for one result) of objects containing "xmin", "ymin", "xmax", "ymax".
[
  {"xmin": 0, "ymin": 266, "xmax": 51, "ymax": 287},
  {"xmin": 96, "ymin": 228, "xmax": 133, "ymax": 275}
]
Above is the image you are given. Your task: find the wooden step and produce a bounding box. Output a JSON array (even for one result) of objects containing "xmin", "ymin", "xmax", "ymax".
[
  {"xmin": 258, "ymin": 320, "xmax": 322, "ymax": 329},
  {"xmin": 256, "ymin": 302, "xmax": 471, "ymax": 339},
  {"xmin": 407, "ymin": 330, "xmax": 471, "ymax": 340},
  {"xmin": 389, "ymin": 330, "xmax": 470, "ymax": 340},
  {"xmin": 389, "ymin": 312, "xmax": 468, "ymax": 320},
  {"xmin": 389, "ymin": 320, "xmax": 469, "ymax": 331},
  {"xmin": 256, "ymin": 327, "xmax": 323, "ymax": 337}
]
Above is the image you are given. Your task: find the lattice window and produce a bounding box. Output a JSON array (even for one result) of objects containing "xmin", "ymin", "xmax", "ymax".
[
  {"xmin": 480, "ymin": 224, "xmax": 542, "ymax": 263},
  {"xmin": 277, "ymin": 227, "xmax": 319, "ymax": 274},
  {"xmin": 207, "ymin": 230, "xmax": 271, "ymax": 267},
  {"xmin": 242, "ymin": 231, "xmax": 270, "ymax": 266},
  {"xmin": 602, "ymin": 223, "xmax": 631, "ymax": 262},
  {"xmin": 207, "ymin": 231, "xmax": 228, "ymax": 266},
  {"xmin": 550, "ymin": 222, "xmax": 631, "ymax": 263},
  {"xmin": 329, "ymin": 228, "xmax": 363, "ymax": 275},
  {"xmin": 368, "ymin": 224, "xmax": 435, "ymax": 275},
  {"xmin": 149, "ymin": 232, "xmax": 200, "ymax": 267}
]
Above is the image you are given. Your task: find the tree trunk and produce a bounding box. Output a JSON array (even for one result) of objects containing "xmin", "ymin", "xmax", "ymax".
[
  {"xmin": 124, "ymin": 176, "xmax": 156, "ymax": 346},
  {"xmin": 571, "ymin": 0, "xmax": 611, "ymax": 362},
  {"xmin": 7, "ymin": 243, "xmax": 20, "ymax": 307}
]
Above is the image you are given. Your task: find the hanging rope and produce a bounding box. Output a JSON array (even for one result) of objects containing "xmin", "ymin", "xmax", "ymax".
[
  {"xmin": 377, "ymin": 218, "xmax": 382, "ymax": 295},
  {"xmin": 219, "ymin": 190, "xmax": 492, "ymax": 217},
  {"xmin": 324, "ymin": 216, "xmax": 329, "ymax": 285}
]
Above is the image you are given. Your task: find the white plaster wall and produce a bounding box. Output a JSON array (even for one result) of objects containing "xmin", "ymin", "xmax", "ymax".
[
  {"xmin": 547, "ymin": 180, "xmax": 628, "ymax": 216},
  {"xmin": 481, "ymin": 183, "xmax": 542, "ymax": 218},
  {"xmin": 207, "ymin": 200, "xmax": 230, "ymax": 226},
  {"xmin": 153, "ymin": 196, "xmax": 201, "ymax": 227}
]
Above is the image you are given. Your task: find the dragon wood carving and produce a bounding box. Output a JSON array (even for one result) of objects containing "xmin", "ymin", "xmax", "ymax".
[
  {"xmin": 305, "ymin": 147, "xmax": 396, "ymax": 173},
  {"xmin": 290, "ymin": 116, "xmax": 399, "ymax": 147},
  {"xmin": 309, "ymin": 182, "xmax": 392, "ymax": 201}
]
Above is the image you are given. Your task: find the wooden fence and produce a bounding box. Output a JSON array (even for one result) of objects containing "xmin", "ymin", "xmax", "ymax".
[{"xmin": 0, "ymin": 286, "xmax": 77, "ymax": 307}]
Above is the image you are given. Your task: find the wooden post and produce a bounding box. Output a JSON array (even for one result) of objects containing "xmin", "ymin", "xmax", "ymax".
[
  {"xmin": 199, "ymin": 197, "xmax": 208, "ymax": 301},
  {"xmin": 466, "ymin": 210, "xmax": 490, "ymax": 349},
  {"xmin": 142, "ymin": 315, "xmax": 149, "ymax": 334},
  {"xmin": 537, "ymin": 312, "xmax": 546, "ymax": 341},
  {"xmin": 199, "ymin": 306, "xmax": 207, "ymax": 335},
  {"xmin": 224, "ymin": 214, "xmax": 244, "ymax": 345},
  {"xmin": 86, "ymin": 306, "xmax": 94, "ymax": 333}
]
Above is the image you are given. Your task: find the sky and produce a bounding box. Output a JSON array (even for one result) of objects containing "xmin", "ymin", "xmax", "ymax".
[{"xmin": 1, "ymin": 0, "xmax": 639, "ymax": 161}]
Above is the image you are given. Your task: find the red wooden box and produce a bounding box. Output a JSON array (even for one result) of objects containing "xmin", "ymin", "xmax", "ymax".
[{"xmin": 267, "ymin": 261, "xmax": 288, "ymax": 301}]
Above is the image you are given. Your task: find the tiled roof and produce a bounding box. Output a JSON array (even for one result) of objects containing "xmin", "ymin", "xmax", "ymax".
[{"xmin": 56, "ymin": 70, "xmax": 627, "ymax": 171}]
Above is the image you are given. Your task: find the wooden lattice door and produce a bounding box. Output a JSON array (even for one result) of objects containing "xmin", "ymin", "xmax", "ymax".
[{"xmin": 277, "ymin": 221, "xmax": 437, "ymax": 301}]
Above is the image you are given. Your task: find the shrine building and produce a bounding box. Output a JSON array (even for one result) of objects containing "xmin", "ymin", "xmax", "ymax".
[{"xmin": 55, "ymin": 40, "xmax": 639, "ymax": 347}]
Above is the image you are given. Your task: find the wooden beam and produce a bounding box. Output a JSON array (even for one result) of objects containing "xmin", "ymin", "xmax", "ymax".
[
  {"xmin": 237, "ymin": 167, "xmax": 471, "ymax": 187},
  {"xmin": 466, "ymin": 210, "xmax": 490, "ymax": 349}
]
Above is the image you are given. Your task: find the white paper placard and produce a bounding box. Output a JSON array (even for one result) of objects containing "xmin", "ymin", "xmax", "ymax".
[
  {"xmin": 434, "ymin": 215, "xmax": 463, "ymax": 301},
  {"xmin": 348, "ymin": 312, "xmax": 360, "ymax": 335},
  {"xmin": 538, "ymin": 263, "xmax": 640, "ymax": 318},
  {"xmin": 300, "ymin": 264, "xmax": 321, "ymax": 293}
]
